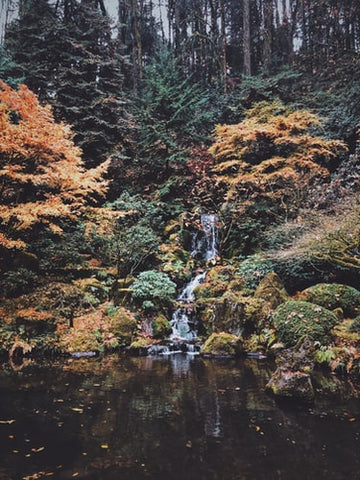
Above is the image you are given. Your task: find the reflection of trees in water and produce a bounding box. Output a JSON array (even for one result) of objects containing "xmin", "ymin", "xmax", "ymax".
[{"xmin": 1, "ymin": 356, "xmax": 360, "ymax": 479}]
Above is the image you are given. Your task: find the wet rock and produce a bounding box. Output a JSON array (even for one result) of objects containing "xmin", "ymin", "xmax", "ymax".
[
  {"xmin": 201, "ymin": 332, "xmax": 244, "ymax": 357},
  {"xmin": 266, "ymin": 336, "xmax": 316, "ymax": 401},
  {"xmin": 254, "ymin": 272, "xmax": 290, "ymax": 312}
]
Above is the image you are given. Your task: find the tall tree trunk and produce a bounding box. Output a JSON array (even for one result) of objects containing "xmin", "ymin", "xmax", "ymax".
[
  {"xmin": 243, "ymin": 0, "xmax": 251, "ymax": 75},
  {"xmin": 262, "ymin": 0, "xmax": 273, "ymax": 71},
  {"xmin": 130, "ymin": 0, "xmax": 142, "ymax": 94},
  {"xmin": 219, "ymin": 0, "xmax": 227, "ymax": 92}
]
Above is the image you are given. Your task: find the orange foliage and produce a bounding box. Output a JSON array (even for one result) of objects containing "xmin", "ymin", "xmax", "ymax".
[
  {"xmin": 209, "ymin": 101, "xmax": 347, "ymax": 215},
  {"xmin": 0, "ymin": 81, "xmax": 109, "ymax": 251}
]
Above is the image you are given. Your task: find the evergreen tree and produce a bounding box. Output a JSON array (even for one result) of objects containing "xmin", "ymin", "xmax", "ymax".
[
  {"xmin": 136, "ymin": 48, "xmax": 212, "ymax": 178},
  {"xmin": 0, "ymin": 44, "xmax": 23, "ymax": 87},
  {"xmin": 5, "ymin": 0, "xmax": 131, "ymax": 167}
]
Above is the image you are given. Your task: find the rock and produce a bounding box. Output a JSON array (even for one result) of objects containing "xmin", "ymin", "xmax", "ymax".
[
  {"xmin": 108, "ymin": 307, "xmax": 138, "ymax": 346},
  {"xmin": 198, "ymin": 291, "xmax": 265, "ymax": 336},
  {"xmin": 201, "ymin": 332, "xmax": 244, "ymax": 357},
  {"xmin": 266, "ymin": 336, "xmax": 316, "ymax": 401},
  {"xmin": 254, "ymin": 272, "xmax": 290, "ymax": 311},
  {"xmin": 297, "ymin": 283, "xmax": 360, "ymax": 318},
  {"xmin": 152, "ymin": 314, "xmax": 172, "ymax": 339},
  {"xmin": 266, "ymin": 370, "xmax": 314, "ymax": 401}
]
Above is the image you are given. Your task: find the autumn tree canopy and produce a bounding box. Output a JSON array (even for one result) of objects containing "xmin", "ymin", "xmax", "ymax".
[
  {"xmin": 0, "ymin": 81, "xmax": 108, "ymax": 253},
  {"xmin": 209, "ymin": 100, "xmax": 347, "ymax": 220}
]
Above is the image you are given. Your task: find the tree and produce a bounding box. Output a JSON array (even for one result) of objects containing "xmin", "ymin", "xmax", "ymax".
[
  {"xmin": 136, "ymin": 48, "xmax": 212, "ymax": 178},
  {"xmin": 209, "ymin": 100, "xmax": 347, "ymax": 221},
  {"xmin": 0, "ymin": 81, "xmax": 108, "ymax": 256},
  {"xmin": 6, "ymin": 0, "xmax": 130, "ymax": 167},
  {"xmin": 0, "ymin": 44, "xmax": 23, "ymax": 87}
]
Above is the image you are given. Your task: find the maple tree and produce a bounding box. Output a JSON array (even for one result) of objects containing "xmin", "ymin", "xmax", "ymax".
[
  {"xmin": 209, "ymin": 100, "xmax": 347, "ymax": 221},
  {"xmin": 0, "ymin": 81, "xmax": 108, "ymax": 254}
]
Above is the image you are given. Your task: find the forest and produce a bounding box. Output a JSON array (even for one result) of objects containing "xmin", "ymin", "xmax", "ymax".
[{"xmin": 0, "ymin": 0, "xmax": 360, "ymax": 399}]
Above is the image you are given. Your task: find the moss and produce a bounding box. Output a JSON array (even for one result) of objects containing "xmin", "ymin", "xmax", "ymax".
[
  {"xmin": 130, "ymin": 337, "xmax": 153, "ymax": 349},
  {"xmin": 152, "ymin": 314, "xmax": 172, "ymax": 339},
  {"xmin": 254, "ymin": 272, "xmax": 290, "ymax": 309},
  {"xmin": 197, "ymin": 291, "xmax": 265, "ymax": 336},
  {"xmin": 108, "ymin": 307, "xmax": 138, "ymax": 346},
  {"xmin": 272, "ymin": 300, "xmax": 338, "ymax": 347},
  {"xmin": 349, "ymin": 315, "xmax": 360, "ymax": 333},
  {"xmin": 297, "ymin": 283, "xmax": 360, "ymax": 318},
  {"xmin": 201, "ymin": 332, "xmax": 244, "ymax": 357}
]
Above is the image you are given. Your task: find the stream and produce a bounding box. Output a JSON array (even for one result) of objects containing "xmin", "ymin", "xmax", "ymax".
[{"xmin": 0, "ymin": 355, "xmax": 359, "ymax": 480}]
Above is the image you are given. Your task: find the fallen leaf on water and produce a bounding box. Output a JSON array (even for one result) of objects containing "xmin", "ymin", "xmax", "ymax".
[
  {"xmin": 101, "ymin": 444, "xmax": 109, "ymax": 449},
  {"xmin": 70, "ymin": 407, "xmax": 84, "ymax": 413},
  {"xmin": 72, "ymin": 473, "xmax": 79, "ymax": 477},
  {"xmin": 31, "ymin": 447, "xmax": 45, "ymax": 453},
  {"xmin": 0, "ymin": 419, "xmax": 15, "ymax": 424}
]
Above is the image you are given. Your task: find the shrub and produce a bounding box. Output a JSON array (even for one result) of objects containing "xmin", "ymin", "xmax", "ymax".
[
  {"xmin": 349, "ymin": 316, "xmax": 360, "ymax": 333},
  {"xmin": 237, "ymin": 254, "xmax": 274, "ymax": 289},
  {"xmin": 132, "ymin": 270, "xmax": 177, "ymax": 308},
  {"xmin": 272, "ymin": 300, "xmax": 338, "ymax": 347},
  {"xmin": 297, "ymin": 283, "xmax": 360, "ymax": 318},
  {"xmin": 0, "ymin": 268, "xmax": 38, "ymax": 297}
]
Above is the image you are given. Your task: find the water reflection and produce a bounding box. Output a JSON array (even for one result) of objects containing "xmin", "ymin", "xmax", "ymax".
[{"xmin": 0, "ymin": 354, "xmax": 359, "ymax": 479}]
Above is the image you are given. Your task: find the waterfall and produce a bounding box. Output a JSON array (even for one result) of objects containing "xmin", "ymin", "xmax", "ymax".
[{"xmin": 170, "ymin": 214, "xmax": 218, "ymax": 341}]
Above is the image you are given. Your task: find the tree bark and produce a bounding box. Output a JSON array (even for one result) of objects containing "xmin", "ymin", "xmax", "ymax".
[{"xmin": 243, "ymin": 0, "xmax": 251, "ymax": 75}]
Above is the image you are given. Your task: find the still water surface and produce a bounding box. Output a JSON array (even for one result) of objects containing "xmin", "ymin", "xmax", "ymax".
[{"xmin": 0, "ymin": 354, "xmax": 359, "ymax": 480}]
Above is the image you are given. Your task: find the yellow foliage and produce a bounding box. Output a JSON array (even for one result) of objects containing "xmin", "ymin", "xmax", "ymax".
[
  {"xmin": 208, "ymin": 101, "xmax": 347, "ymax": 215},
  {"xmin": 0, "ymin": 81, "xmax": 109, "ymax": 251}
]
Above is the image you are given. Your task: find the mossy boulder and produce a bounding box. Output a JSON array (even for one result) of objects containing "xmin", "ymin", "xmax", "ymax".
[
  {"xmin": 297, "ymin": 283, "xmax": 360, "ymax": 318},
  {"xmin": 272, "ymin": 300, "xmax": 338, "ymax": 347},
  {"xmin": 128, "ymin": 337, "xmax": 155, "ymax": 355},
  {"xmin": 254, "ymin": 273, "xmax": 290, "ymax": 311},
  {"xmin": 152, "ymin": 314, "xmax": 172, "ymax": 339},
  {"xmin": 108, "ymin": 307, "xmax": 138, "ymax": 346},
  {"xmin": 201, "ymin": 332, "xmax": 244, "ymax": 357},
  {"xmin": 266, "ymin": 336, "xmax": 316, "ymax": 401},
  {"xmin": 197, "ymin": 291, "xmax": 265, "ymax": 336}
]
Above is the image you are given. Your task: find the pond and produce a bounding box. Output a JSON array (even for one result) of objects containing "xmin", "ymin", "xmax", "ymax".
[{"xmin": 0, "ymin": 354, "xmax": 359, "ymax": 480}]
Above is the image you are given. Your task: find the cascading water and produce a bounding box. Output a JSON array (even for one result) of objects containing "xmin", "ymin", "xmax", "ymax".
[{"xmin": 170, "ymin": 214, "xmax": 219, "ymax": 342}]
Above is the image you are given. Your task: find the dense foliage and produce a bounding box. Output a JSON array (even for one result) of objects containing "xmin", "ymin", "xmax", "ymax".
[
  {"xmin": 0, "ymin": 0, "xmax": 359, "ymax": 361},
  {"xmin": 0, "ymin": 81, "xmax": 108, "ymax": 257}
]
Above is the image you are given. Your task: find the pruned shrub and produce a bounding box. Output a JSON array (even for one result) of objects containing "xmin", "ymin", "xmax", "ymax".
[
  {"xmin": 272, "ymin": 300, "xmax": 338, "ymax": 347},
  {"xmin": 297, "ymin": 283, "xmax": 360, "ymax": 318},
  {"xmin": 132, "ymin": 270, "xmax": 177, "ymax": 309}
]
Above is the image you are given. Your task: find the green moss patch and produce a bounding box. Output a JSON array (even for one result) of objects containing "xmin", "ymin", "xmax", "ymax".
[
  {"xmin": 272, "ymin": 300, "xmax": 338, "ymax": 347},
  {"xmin": 297, "ymin": 283, "xmax": 360, "ymax": 318},
  {"xmin": 201, "ymin": 332, "xmax": 244, "ymax": 357}
]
